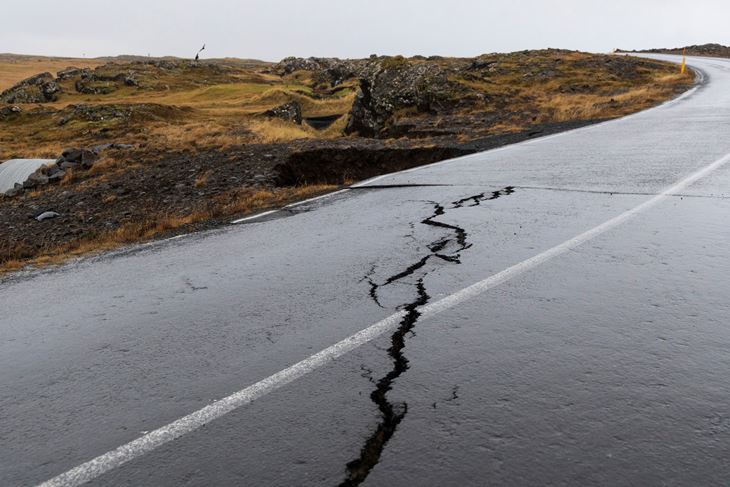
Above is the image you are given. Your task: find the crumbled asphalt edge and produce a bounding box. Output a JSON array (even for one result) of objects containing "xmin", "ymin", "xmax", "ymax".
[{"xmin": 339, "ymin": 186, "xmax": 514, "ymax": 486}]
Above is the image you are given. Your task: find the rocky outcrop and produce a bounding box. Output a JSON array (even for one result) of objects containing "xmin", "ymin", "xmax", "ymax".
[
  {"xmin": 56, "ymin": 103, "xmax": 188, "ymax": 126},
  {"xmin": 1, "ymin": 73, "xmax": 61, "ymax": 104},
  {"xmin": 275, "ymin": 57, "xmax": 368, "ymax": 86},
  {"xmin": 70, "ymin": 67, "xmax": 139, "ymax": 95},
  {"xmin": 263, "ymin": 101, "xmax": 302, "ymax": 124},
  {"xmin": 56, "ymin": 148, "xmax": 99, "ymax": 170},
  {"xmin": 57, "ymin": 67, "xmax": 89, "ymax": 80},
  {"xmin": 275, "ymin": 56, "xmax": 461, "ymax": 137},
  {"xmin": 346, "ymin": 60, "xmax": 456, "ymax": 137}
]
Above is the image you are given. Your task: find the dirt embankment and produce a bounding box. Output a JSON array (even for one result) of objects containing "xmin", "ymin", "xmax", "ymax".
[{"xmin": 0, "ymin": 50, "xmax": 694, "ymax": 273}]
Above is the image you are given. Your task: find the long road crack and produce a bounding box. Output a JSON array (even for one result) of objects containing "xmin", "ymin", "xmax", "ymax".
[{"xmin": 339, "ymin": 186, "xmax": 514, "ymax": 486}]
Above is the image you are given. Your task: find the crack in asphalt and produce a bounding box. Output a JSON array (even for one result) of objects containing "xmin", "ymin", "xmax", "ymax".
[
  {"xmin": 339, "ymin": 186, "xmax": 514, "ymax": 486},
  {"xmin": 340, "ymin": 279, "xmax": 429, "ymax": 487},
  {"xmin": 514, "ymin": 185, "xmax": 730, "ymax": 199},
  {"xmin": 452, "ymin": 186, "xmax": 515, "ymax": 208}
]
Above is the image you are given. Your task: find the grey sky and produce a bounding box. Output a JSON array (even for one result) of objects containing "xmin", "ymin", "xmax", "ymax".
[{"xmin": 2, "ymin": 0, "xmax": 728, "ymax": 61}]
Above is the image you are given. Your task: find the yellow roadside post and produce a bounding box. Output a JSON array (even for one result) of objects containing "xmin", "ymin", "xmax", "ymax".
[{"xmin": 681, "ymin": 48, "xmax": 686, "ymax": 74}]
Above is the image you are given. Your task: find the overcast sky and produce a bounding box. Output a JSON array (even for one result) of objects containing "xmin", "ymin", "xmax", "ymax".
[{"xmin": 1, "ymin": 0, "xmax": 728, "ymax": 61}]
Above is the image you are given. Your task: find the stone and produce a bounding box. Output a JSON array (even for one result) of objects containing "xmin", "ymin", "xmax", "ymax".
[
  {"xmin": 36, "ymin": 211, "xmax": 60, "ymax": 222},
  {"xmin": 59, "ymin": 160, "xmax": 79, "ymax": 170},
  {"xmin": 274, "ymin": 55, "xmax": 460, "ymax": 137},
  {"xmin": 0, "ymin": 72, "xmax": 62, "ymax": 103},
  {"xmin": 346, "ymin": 60, "xmax": 454, "ymax": 137},
  {"xmin": 48, "ymin": 170, "xmax": 66, "ymax": 182},
  {"xmin": 75, "ymin": 78, "xmax": 117, "ymax": 95},
  {"xmin": 61, "ymin": 148, "xmax": 98, "ymax": 168},
  {"xmin": 27, "ymin": 173, "xmax": 49, "ymax": 186},
  {"xmin": 57, "ymin": 67, "xmax": 85, "ymax": 80},
  {"xmin": 263, "ymin": 101, "xmax": 302, "ymax": 124},
  {"xmin": 0, "ymin": 105, "xmax": 22, "ymax": 119}
]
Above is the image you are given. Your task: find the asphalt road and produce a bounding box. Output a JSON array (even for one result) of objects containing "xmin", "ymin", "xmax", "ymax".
[{"xmin": 3, "ymin": 54, "xmax": 730, "ymax": 486}]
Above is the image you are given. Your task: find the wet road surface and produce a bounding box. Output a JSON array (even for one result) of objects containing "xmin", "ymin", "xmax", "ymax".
[{"xmin": 3, "ymin": 54, "xmax": 730, "ymax": 486}]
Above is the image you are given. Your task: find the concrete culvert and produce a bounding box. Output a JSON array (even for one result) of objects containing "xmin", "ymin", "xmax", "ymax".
[{"xmin": 0, "ymin": 159, "xmax": 55, "ymax": 193}]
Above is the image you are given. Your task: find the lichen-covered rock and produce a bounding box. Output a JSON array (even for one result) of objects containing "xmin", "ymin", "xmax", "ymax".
[
  {"xmin": 58, "ymin": 148, "xmax": 99, "ymax": 169},
  {"xmin": 275, "ymin": 57, "xmax": 368, "ymax": 86},
  {"xmin": 1, "ymin": 73, "xmax": 62, "ymax": 103},
  {"xmin": 57, "ymin": 67, "xmax": 89, "ymax": 80},
  {"xmin": 73, "ymin": 69, "xmax": 138, "ymax": 94},
  {"xmin": 274, "ymin": 56, "xmax": 464, "ymax": 137},
  {"xmin": 346, "ymin": 60, "xmax": 456, "ymax": 137},
  {"xmin": 263, "ymin": 101, "xmax": 302, "ymax": 124}
]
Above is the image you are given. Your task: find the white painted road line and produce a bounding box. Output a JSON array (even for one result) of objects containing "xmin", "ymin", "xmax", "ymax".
[
  {"xmin": 283, "ymin": 188, "xmax": 351, "ymax": 209},
  {"xmin": 231, "ymin": 189, "xmax": 352, "ymax": 224},
  {"xmin": 38, "ymin": 149, "xmax": 730, "ymax": 487},
  {"xmin": 352, "ymin": 59, "xmax": 703, "ymax": 189},
  {"xmin": 230, "ymin": 209, "xmax": 280, "ymax": 224}
]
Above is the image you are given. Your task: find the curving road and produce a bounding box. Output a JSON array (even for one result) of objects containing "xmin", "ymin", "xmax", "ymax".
[{"xmin": 3, "ymin": 54, "xmax": 730, "ymax": 486}]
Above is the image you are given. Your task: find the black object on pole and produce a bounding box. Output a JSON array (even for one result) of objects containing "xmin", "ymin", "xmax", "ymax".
[{"xmin": 195, "ymin": 44, "xmax": 206, "ymax": 62}]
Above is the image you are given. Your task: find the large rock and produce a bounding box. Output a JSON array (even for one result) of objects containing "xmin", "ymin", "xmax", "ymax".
[
  {"xmin": 0, "ymin": 105, "xmax": 22, "ymax": 119},
  {"xmin": 0, "ymin": 72, "xmax": 61, "ymax": 103},
  {"xmin": 274, "ymin": 56, "xmax": 461, "ymax": 137},
  {"xmin": 263, "ymin": 101, "xmax": 302, "ymax": 124},
  {"xmin": 36, "ymin": 211, "xmax": 60, "ymax": 222},
  {"xmin": 275, "ymin": 57, "xmax": 367, "ymax": 87},
  {"xmin": 57, "ymin": 148, "xmax": 99, "ymax": 169},
  {"xmin": 346, "ymin": 59, "xmax": 455, "ymax": 137},
  {"xmin": 57, "ymin": 67, "xmax": 88, "ymax": 80}
]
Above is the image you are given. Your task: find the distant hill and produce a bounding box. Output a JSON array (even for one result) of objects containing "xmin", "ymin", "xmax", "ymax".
[
  {"xmin": 0, "ymin": 53, "xmax": 272, "ymax": 68},
  {"xmin": 622, "ymin": 43, "xmax": 730, "ymax": 58}
]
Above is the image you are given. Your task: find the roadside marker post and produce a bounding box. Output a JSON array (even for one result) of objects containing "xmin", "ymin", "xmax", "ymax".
[{"xmin": 681, "ymin": 48, "xmax": 686, "ymax": 74}]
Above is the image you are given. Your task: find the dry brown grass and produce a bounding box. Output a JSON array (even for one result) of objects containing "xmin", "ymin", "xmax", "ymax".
[
  {"xmin": 0, "ymin": 57, "xmax": 354, "ymax": 159},
  {"xmin": 247, "ymin": 118, "xmax": 316, "ymax": 143},
  {"xmin": 0, "ymin": 183, "xmax": 339, "ymax": 274},
  {"xmin": 536, "ymin": 71, "xmax": 691, "ymax": 123},
  {"xmin": 145, "ymin": 120, "xmax": 253, "ymax": 150},
  {"xmin": 194, "ymin": 170, "xmax": 212, "ymax": 188},
  {"xmin": 0, "ymin": 56, "xmax": 102, "ymax": 91}
]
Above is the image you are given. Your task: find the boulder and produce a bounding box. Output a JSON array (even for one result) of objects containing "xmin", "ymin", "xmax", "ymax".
[
  {"xmin": 0, "ymin": 72, "xmax": 62, "ymax": 103},
  {"xmin": 274, "ymin": 56, "xmax": 460, "ymax": 137},
  {"xmin": 36, "ymin": 211, "xmax": 60, "ymax": 222},
  {"xmin": 0, "ymin": 105, "xmax": 22, "ymax": 119},
  {"xmin": 263, "ymin": 101, "xmax": 302, "ymax": 124},
  {"xmin": 57, "ymin": 67, "xmax": 87, "ymax": 80},
  {"xmin": 48, "ymin": 170, "xmax": 66, "ymax": 182},
  {"xmin": 346, "ymin": 60, "xmax": 455, "ymax": 137},
  {"xmin": 274, "ymin": 57, "xmax": 368, "ymax": 87},
  {"xmin": 75, "ymin": 78, "xmax": 117, "ymax": 95},
  {"xmin": 58, "ymin": 148, "xmax": 98, "ymax": 169}
]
